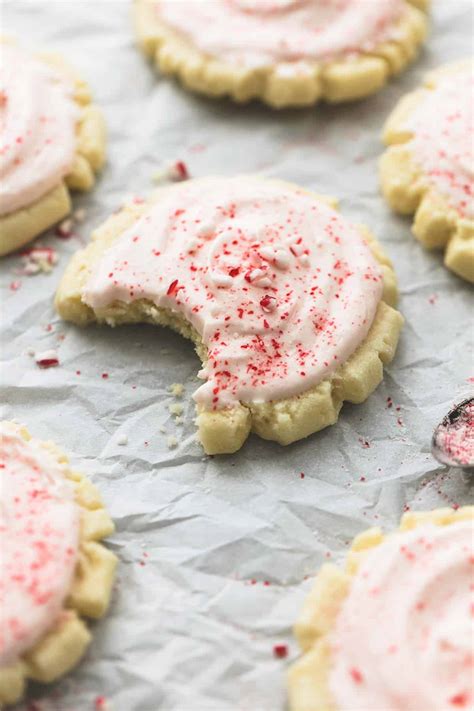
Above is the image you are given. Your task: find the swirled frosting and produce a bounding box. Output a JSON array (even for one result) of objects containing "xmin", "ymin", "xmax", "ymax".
[
  {"xmin": 329, "ymin": 521, "xmax": 474, "ymax": 710},
  {"xmin": 403, "ymin": 62, "xmax": 474, "ymax": 218},
  {"xmin": 155, "ymin": 0, "xmax": 406, "ymax": 67},
  {"xmin": 0, "ymin": 422, "xmax": 80, "ymax": 667},
  {"xmin": 83, "ymin": 177, "xmax": 383, "ymax": 409},
  {"xmin": 0, "ymin": 43, "xmax": 78, "ymax": 217}
]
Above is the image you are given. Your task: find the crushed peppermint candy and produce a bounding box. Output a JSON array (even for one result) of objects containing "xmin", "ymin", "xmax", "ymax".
[
  {"xmin": 18, "ymin": 246, "xmax": 58, "ymax": 275},
  {"xmin": 153, "ymin": 160, "xmax": 191, "ymax": 184},
  {"xmin": 35, "ymin": 349, "xmax": 59, "ymax": 368},
  {"xmin": 55, "ymin": 218, "xmax": 74, "ymax": 238}
]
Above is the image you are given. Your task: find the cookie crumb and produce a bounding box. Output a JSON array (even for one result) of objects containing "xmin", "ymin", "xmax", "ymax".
[
  {"xmin": 167, "ymin": 435, "xmax": 178, "ymax": 449},
  {"xmin": 73, "ymin": 208, "xmax": 86, "ymax": 223},
  {"xmin": 169, "ymin": 402, "xmax": 184, "ymax": 417},
  {"xmin": 170, "ymin": 382, "xmax": 184, "ymax": 397}
]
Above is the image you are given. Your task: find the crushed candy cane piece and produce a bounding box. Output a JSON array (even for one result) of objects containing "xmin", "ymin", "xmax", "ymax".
[
  {"xmin": 168, "ymin": 161, "xmax": 190, "ymax": 181},
  {"xmin": 55, "ymin": 218, "xmax": 73, "ymax": 238},
  {"xmin": 19, "ymin": 246, "xmax": 58, "ymax": 275},
  {"xmin": 35, "ymin": 349, "xmax": 59, "ymax": 368}
]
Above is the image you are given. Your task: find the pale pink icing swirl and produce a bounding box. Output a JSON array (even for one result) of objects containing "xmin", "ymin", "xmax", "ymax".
[
  {"xmin": 0, "ymin": 43, "xmax": 78, "ymax": 217},
  {"xmin": 155, "ymin": 0, "xmax": 406, "ymax": 67},
  {"xmin": 403, "ymin": 62, "xmax": 474, "ymax": 219},
  {"xmin": 329, "ymin": 521, "xmax": 474, "ymax": 711},
  {"xmin": 0, "ymin": 422, "xmax": 80, "ymax": 667},
  {"xmin": 83, "ymin": 177, "xmax": 383, "ymax": 409}
]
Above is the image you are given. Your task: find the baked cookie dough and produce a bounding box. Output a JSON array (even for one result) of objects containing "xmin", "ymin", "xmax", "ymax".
[
  {"xmin": 133, "ymin": 0, "xmax": 429, "ymax": 108},
  {"xmin": 288, "ymin": 506, "xmax": 474, "ymax": 711},
  {"xmin": 55, "ymin": 176, "xmax": 403, "ymax": 455},
  {"xmin": 380, "ymin": 59, "xmax": 474, "ymax": 283},
  {"xmin": 0, "ymin": 421, "xmax": 117, "ymax": 706},
  {"xmin": 0, "ymin": 39, "xmax": 106, "ymax": 257}
]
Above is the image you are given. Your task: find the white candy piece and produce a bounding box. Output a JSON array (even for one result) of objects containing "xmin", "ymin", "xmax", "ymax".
[{"xmin": 211, "ymin": 272, "xmax": 234, "ymax": 288}]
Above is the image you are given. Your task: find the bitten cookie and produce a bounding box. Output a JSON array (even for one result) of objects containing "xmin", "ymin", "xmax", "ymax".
[
  {"xmin": 55, "ymin": 176, "xmax": 403, "ymax": 455},
  {"xmin": 288, "ymin": 506, "xmax": 474, "ymax": 711},
  {"xmin": 0, "ymin": 39, "xmax": 106, "ymax": 257},
  {"xmin": 133, "ymin": 0, "xmax": 429, "ymax": 108},
  {"xmin": 0, "ymin": 422, "xmax": 117, "ymax": 706},
  {"xmin": 380, "ymin": 59, "xmax": 474, "ymax": 283}
]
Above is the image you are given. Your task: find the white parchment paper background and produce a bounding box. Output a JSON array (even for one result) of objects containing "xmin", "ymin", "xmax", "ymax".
[{"xmin": 1, "ymin": 1, "xmax": 473, "ymax": 709}]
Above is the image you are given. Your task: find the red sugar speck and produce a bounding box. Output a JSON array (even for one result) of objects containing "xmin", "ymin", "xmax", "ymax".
[
  {"xmin": 94, "ymin": 696, "xmax": 107, "ymax": 710},
  {"xmin": 450, "ymin": 693, "xmax": 469, "ymax": 707},
  {"xmin": 101, "ymin": 373, "xmax": 109, "ymax": 379},
  {"xmin": 300, "ymin": 472, "xmax": 305, "ymax": 479},
  {"xmin": 9, "ymin": 280, "xmax": 21, "ymax": 291},
  {"xmin": 273, "ymin": 643, "xmax": 288, "ymax": 659},
  {"xmin": 358, "ymin": 438, "xmax": 370, "ymax": 449},
  {"xmin": 350, "ymin": 667, "xmax": 364, "ymax": 684}
]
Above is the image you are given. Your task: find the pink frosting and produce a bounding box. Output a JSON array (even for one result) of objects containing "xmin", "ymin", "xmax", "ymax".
[
  {"xmin": 329, "ymin": 521, "xmax": 474, "ymax": 710},
  {"xmin": 83, "ymin": 177, "xmax": 383, "ymax": 409},
  {"xmin": 0, "ymin": 43, "xmax": 78, "ymax": 217},
  {"xmin": 403, "ymin": 62, "xmax": 474, "ymax": 218},
  {"xmin": 155, "ymin": 0, "xmax": 406, "ymax": 67},
  {"xmin": 0, "ymin": 422, "xmax": 80, "ymax": 667}
]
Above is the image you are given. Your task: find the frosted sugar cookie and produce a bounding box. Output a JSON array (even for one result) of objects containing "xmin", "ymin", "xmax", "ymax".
[
  {"xmin": 133, "ymin": 0, "xmax": 429, "ymax": 108},
  {"xmin": 288, "ymin": 506, "xmax": 474, "ymax": 711},
  {"xmin": 56, "ymin": 176, "xmax": 403, "ymax": 455},
  {"xmin": 0, "ymin": 39, "xmax": 106, "ymax": 257},
  {"xmin": 0, "ymin": 422, "xmax": 117, "ymax": 705},
  {"xmin": 380, "ymin": 60, "xmax": 474, "ymax": 283}
]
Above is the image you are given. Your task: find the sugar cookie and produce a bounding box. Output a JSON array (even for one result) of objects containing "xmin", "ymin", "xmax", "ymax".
[
  {"xmin": 288, "ymin": 506, "xmax": 474, "ymax": 711},
  {"xmin": 134, "ymin": 0, "xmax": 429, "ymax": 108},
  {"xmin": 0, "ymin": 422, "xmax": 117, "ymax": 705},
  {"xmin": 380, "ymin": 59, "xmax": 474, "ymax": 282},
  {"xmin": 0, "ymin": 39, "xmax": 106, "ymax": 257},
  {"xmin": 56, "ymin": 177, "xmax": 403, "ymax": 454}
]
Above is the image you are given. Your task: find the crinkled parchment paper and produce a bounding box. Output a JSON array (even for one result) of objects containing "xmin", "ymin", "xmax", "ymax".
[{"xmin": 1, "ymin": 1, "xmax": 473, "ymax": 709}]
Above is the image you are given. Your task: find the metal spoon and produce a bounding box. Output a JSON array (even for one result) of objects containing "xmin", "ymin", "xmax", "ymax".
[{"xmin": 431, "ymin": 396, "xmax": 474, "ymax": 471}]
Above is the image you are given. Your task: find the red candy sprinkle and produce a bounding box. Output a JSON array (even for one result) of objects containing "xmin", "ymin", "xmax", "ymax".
[
  {"xmin": 450, "ymin": 693, "xmax": 469, "ymax": 707},
  {"xmin": 350, "ymin": 667, "xmax": 364, "ymax": 684},
  {"xmin": 273, "ymin": 644, "xmax": 288, "ymax": 659}
]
